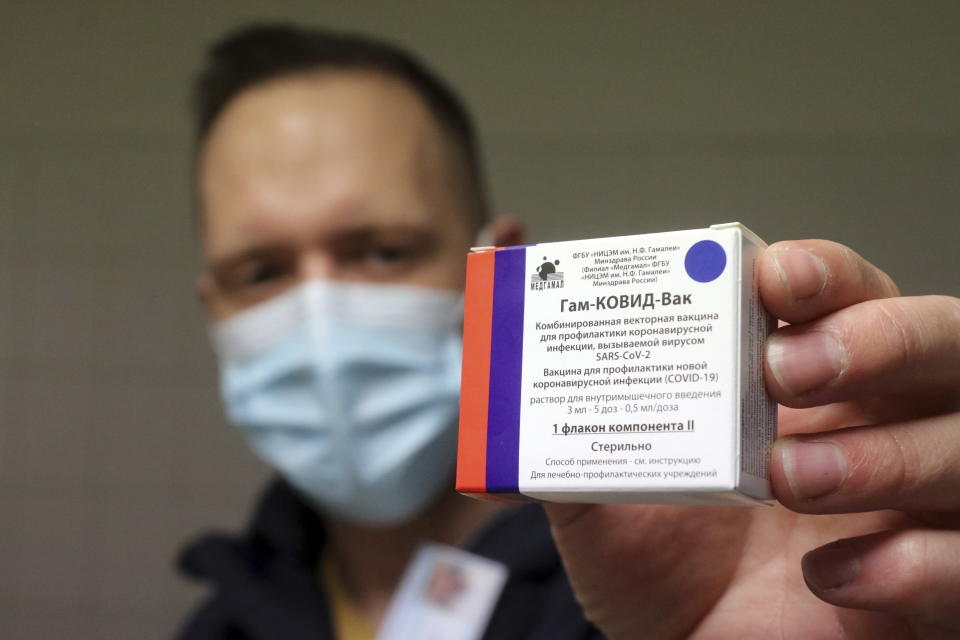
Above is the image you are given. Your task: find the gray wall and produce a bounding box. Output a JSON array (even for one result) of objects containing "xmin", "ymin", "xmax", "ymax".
[{"xmin": 1, "ymin": 2, "xmax": 957, "ymax": 638}]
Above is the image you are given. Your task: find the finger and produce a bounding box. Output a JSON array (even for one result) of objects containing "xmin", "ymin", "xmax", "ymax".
[
  {"xmin": 802, "ymin": 528, "xmax": 960, "ymax": 631},
  {"xmin": 764, "ymin": 295, "xmax": 960, "ymax": 407},
  {"xmin": 778, "ymin": 396, "xmax": 956, "ymax": 439},
  {"xmin": 772, "ymin": 412, "xmax": 960, "ymax": 513},
  {"xmin": 758, "ymin": 240, "xmax": 899, "ymax": 324}
]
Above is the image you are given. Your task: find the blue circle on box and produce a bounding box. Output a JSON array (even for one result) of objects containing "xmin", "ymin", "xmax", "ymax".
[{"xmin": 684, "ymin": 240, "xmax": 726, "ymax": 282}]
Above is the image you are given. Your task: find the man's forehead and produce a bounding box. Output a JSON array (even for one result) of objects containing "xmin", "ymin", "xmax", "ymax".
[
  {"xmin": 200, "ymin": 71, "xmax": 446, "ymax": 184},
  {"xmin": 198, "ymin": 70, "xmax": 466, "ymax": 258}
]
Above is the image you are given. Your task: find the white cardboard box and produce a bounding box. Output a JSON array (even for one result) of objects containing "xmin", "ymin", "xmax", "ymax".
[{"xmin": 456, "ymin": 222, "xmax": 776, "ymax": 506}]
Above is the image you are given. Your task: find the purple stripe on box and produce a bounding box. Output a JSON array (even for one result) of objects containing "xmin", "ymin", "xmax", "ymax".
[{"xmin": 485, "ymin": 246, "xmax": 526, "ymax": 493}]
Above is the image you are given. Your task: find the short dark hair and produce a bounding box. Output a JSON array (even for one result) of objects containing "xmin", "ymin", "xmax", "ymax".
[{"xmin": 194, "ymin": 23, "xmax": 488, "ymax": 228}]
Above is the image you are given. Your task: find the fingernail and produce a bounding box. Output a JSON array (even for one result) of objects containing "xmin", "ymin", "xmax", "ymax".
[
  {"xmin": 802, "ymin": 542, "xmax": 860, "ymax": 591},
  {"xmin": 766, "ymin": 331, "xmax": 845, "ymax": 396},
  {"xmin": 772, "ymin": 247, "xmax": 828, "ymax": 302},
  {"xmin": 778, "ymin": 438, "xmax": 848, "ymax": 500}
]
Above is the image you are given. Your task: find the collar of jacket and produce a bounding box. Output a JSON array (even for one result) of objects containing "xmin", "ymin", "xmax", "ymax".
[{"xmin": 177, "ymin": 479, "xmax": 559, "ymax": 635}]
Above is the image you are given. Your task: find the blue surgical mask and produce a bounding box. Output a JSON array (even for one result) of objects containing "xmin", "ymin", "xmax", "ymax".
[{"xmin": 210, "ymin": 280, "xmax": 464, "ymax": 526}]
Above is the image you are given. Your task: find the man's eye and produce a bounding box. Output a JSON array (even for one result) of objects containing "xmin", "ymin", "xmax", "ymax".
[
  {"xmin": 235, "ymin": 262, "xmax": 286, "ymax": 287},
  {"xmin": 367, "ymin": 244, "xmax": 412, "ymax": 264},
  {"xmin": 334, "ymin": 231, "xmax": 435, "ymax": 277}
]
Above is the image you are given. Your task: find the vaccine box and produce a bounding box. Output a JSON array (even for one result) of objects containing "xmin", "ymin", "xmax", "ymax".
[{"xmin": 456, "ymin": 223, "xmax": 776, "ymax": 506}]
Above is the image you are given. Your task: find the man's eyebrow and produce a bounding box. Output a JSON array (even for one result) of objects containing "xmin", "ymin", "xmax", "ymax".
[
  {"xmin": 207, "ymin": 244, "xmax": 285, "ymax": 275},
  {"xmin": 207, "ymin": 223, "xmax": 440, "ymax": 271}
]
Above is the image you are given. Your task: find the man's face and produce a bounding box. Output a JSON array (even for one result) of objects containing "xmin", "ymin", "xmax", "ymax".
[{"xmin": 197, "ymin": 71, "xmax": 474, "ymax": 321}]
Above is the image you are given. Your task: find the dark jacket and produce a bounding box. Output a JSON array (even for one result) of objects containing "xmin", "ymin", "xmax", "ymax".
[{"xmin": 176, "ymin": 480, "xmax": 603, "ymax": 639}]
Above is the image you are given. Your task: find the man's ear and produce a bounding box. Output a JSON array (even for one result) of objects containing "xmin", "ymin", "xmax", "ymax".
[{"xmin": 478, "ymin": 216, "xmax": 525, "ymax": 248}]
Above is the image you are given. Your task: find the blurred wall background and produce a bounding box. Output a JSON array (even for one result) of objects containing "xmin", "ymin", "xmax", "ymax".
[{"xmin": 0, "ymin": 2, "xmax": 957, "ymax": 638}]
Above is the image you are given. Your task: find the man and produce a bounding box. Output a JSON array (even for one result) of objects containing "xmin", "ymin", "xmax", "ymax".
[
  {"xmin": 178, "ymin": 23, "xmax": 599, "ymax": 639},
  {"xmin": 180, "ymin": 22, "xmax": 960, "ymax": 640}
]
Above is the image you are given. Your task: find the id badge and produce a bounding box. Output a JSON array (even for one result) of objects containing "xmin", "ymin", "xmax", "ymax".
[{"xmin": 376, "ymin": 543, "xmax": 508, "ymax": 640}]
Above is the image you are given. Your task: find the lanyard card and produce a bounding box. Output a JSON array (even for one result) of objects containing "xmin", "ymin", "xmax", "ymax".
[{"xmin": 376, "ymin": 543, "xmax": 508, "ymax": 640}]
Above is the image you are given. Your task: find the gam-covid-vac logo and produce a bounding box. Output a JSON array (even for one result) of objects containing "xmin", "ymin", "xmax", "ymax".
[{"xmin": 530, "ymin": 256, "xmax": 564, "ymax": 291}]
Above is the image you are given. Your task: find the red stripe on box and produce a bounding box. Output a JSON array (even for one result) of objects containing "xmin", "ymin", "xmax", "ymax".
[{"xmin": 456, "ymin": 250, "xmax": 496, "ymax": 495}]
